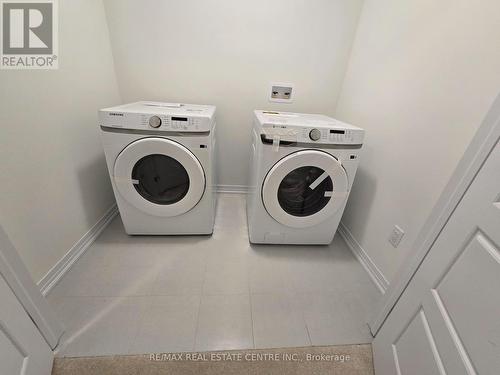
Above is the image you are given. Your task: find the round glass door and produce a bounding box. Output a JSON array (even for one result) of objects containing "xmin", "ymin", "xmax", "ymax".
[
  {"xmin": 132, "ymin": 154, "xmax": 190, "ymax": 205},
  {"xmin": 262, "ymin": 150, "xmax": 348, "ymax": 228},
  {"xmin": 114, "ymin": 137, "xmax": 205, "ymax": 217},
  {"xmin": 277, "ymin": 166, "xmax": 333, "ymax": 217}
]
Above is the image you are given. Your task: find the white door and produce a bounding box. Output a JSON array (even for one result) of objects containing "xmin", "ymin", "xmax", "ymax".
[
  {"xmin": 262, "ymin": 150, "xmax": 349, "ymax": 228},
  {"xmin": 0, "ymin": 273, "xmax": 53, "ymax": 375},
  {"xmin": 113, "ymin": 137, "xmax": 206, "ymax": 217},
  {"xmin": 373, "ymin": 141, "xmax": 500, "ymax": 374}
]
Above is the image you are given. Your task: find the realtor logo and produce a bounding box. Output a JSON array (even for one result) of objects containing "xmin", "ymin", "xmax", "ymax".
[{"xmin": 1, "ymin": 0, "xmax": 58, "ymax": 69}]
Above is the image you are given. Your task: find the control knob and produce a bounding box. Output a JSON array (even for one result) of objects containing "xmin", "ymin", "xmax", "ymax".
[
  {"xmin": 149, "ymin": 116, "xmax": 162, "ymax": 128},
  {"xmin": 309, "ymin": 128, "xmax": 321, "ymax": 141}
]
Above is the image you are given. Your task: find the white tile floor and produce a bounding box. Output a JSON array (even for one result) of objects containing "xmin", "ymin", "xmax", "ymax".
[{"xmin": 47, "ymin": 194, "xmax": 381, "ymax": 357}]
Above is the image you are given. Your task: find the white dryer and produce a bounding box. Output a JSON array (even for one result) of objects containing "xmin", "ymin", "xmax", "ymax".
[
  {"xmin": 99, "ymin": 102, "xmax": 217, "ymax": 235},
  {"xmin": 247, "ymin": 110, "xmax": 364, "ymax": 244}
]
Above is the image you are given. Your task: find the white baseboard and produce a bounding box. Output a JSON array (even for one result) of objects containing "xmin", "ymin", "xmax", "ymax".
[
  {"xmin": 216, "ymin": 184, "xmax": 249, "ymax": 194},
  {"xmin": 38, "ymin": 204, "xmax": 118, "ymax": 296},
  {"xmin": 338, "ymin": 221, "xmax": 389, "ymax": 294}
]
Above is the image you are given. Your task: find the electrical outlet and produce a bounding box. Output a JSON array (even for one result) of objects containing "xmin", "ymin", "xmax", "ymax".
[
  {"xmin": 388, "ymin": 225, "xmax": 405, "ymax": 248},
  {"xmin": 269, "ymin": 83, "xmax": 294, "ymax": 103}
]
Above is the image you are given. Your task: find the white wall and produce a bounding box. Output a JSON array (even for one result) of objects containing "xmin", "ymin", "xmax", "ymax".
[
  {"xmin": 335, "ymin": 0, "xmax": 500, "ymax": 283},
  {"xmin": 0, "ymin": 0, "xmax": 121, "ymax": 282},
  {"xmin": 103, "ymin": 0, "xmax": 364, "ymax": 187}
]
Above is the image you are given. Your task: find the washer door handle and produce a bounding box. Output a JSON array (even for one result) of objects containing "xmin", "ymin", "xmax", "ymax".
[{"xmin": 309, "ymin": 171, "xmax": 330, "ymax": 190}]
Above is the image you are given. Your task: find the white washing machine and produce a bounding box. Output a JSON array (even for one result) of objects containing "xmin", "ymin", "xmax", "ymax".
[
  {"xmin": 247, "ymin": 110, "xmax": 364, "ymax": 244},
  {"xmin": 99, "ymin": 101, "xmax": 217, "ymax": 235}
]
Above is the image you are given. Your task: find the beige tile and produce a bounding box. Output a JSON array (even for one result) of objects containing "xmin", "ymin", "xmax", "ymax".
[
  {"xmin": 202, "ymin": 259, "xmax": 249, "ymax": 295},
  {"xmin": 129, "ymin": 296, "xmax": 200, "ymax": 354},
  {"xmin": 251, "ymin": 293, "xmax": 310, "ymax": 348},
  {"xmin": 195, "ymin": 294, "xmax": 253, "ymax": 351},
  {"xmin": 248, "ymin": 257, "xmax": 294, "ymax": 294},
  {"xmin": 152, "ymin": 256, "xmax": 206, "ymax": 296},
  {"xmin": 54, "ymin": 297, "xmax": 149, "ymax": 357},
  {"xmin": 47, "ymin": 194, "xmax": 381, "ymax": 356},
  {"xmin": 295, "ymin": 292, "xmax": 373, "ymax": 346}
]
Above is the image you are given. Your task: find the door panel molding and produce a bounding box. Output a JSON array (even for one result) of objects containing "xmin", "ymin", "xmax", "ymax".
[
  {"xmin": 0, "ymin": 273, "xmax": 53, "ymax": 374},
  {"xmin": 370, "ymin": 93, "xmax": 500, "ymax": 335},
  {"xmin": 430, "ymin": 289, "xmax": 477, "ymax": 374},
  {"xmin": 373, "ymin": 96, "xmax": 500, "ymax": 375},
  {"xmin": 0, "ymin": 226, "xmax": 63, "ymax": 348},
  {"xmin": 392, "ymin": 308, "xmax": 445, "ymax": 375}
]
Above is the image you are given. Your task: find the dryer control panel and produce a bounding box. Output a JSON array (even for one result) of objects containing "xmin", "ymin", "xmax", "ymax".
[{"xmin": 99, "ymin": 102, "xmax": 216, "ymax": 132}]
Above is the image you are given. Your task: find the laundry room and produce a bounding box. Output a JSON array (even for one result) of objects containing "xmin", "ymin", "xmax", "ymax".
[{"xmin": 0, "ymin": 1, "xmax": 499, "ymax": 374}]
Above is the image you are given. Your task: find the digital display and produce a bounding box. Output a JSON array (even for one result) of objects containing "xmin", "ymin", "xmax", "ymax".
[
  {"xmin": 330, "ymin": 130, "xmax": 345, "ymax": 134},
  {"xmin": 172, "ymin": 117, "xmax": 188, "ymax": 121}
]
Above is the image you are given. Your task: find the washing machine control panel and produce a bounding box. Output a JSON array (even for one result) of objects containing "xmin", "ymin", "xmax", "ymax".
[
  {"xmin": 309, "ymin": 128, "xmax": 322, "ymax": 141},
  {"xmin": 255, "ymin": 110, "xmax": 364, "ymax": 145},
  {"xmin": 260, "ymin": 124, "xmax": 364, "ymax": 145},
  {"xmin": 148, "ymin": 116, "xmax": 162, "ymax": 128}
]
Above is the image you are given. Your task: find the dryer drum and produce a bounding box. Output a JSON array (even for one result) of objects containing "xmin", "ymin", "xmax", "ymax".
[{"xmin": 131, "ymin": 154, "xmax": 190, "ymax": 205}]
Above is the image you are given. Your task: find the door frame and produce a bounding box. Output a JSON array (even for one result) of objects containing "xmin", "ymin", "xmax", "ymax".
[
  {"xmin": 370, "ymin": 92, "xmax": 500, "ymax": 335},
  {"xmin": 0, "ymin": 225, "xmax": 64, "ymax": 349}
]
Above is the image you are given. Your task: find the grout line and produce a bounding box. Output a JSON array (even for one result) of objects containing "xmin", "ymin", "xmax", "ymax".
[
  {"xmin": 297, "ymin": 293, "xmax": 313, "ymax": 347},
  {"xmin": 52, "ymin": 292, "xmax": 254, "ymax": 298},
  {"xmin": 248, "ymin": 294, "xmax": 256, "ymax": 350},
  {"xmin": 51, "ymin": 195, "xmax": 376, "ymax": 353},
  {"xmin": 289, "ymin": 281, "xmax": 313, "ymax": 347},
  {"xmin": 126, "ymin": 297, "xmax": 154, "ymax": 355},
  {"xmin": 191, "ymin": 295, "xmax": 202, "ymax": 352},
  {"xmin": 304, "ymin": 321, "xmax": 313, "ymax": 347},
  {"xmin": 192, "ymin": 258, "xmax": 209, "ymax": 351},
  {"xmin": 247, "ymin": 263, "xmax": 256, "ymax": 350}
]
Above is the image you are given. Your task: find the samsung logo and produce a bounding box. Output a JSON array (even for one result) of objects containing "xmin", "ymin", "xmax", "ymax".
[{"xmin": 109, "ymin": 112, "xmax": 124, "ymax": 117}]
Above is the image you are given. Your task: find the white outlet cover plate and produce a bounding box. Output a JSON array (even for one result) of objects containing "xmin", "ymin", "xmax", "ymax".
[{"xmin": 269, "ymin": 82, "xmax": 294, "ymax": 103}]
